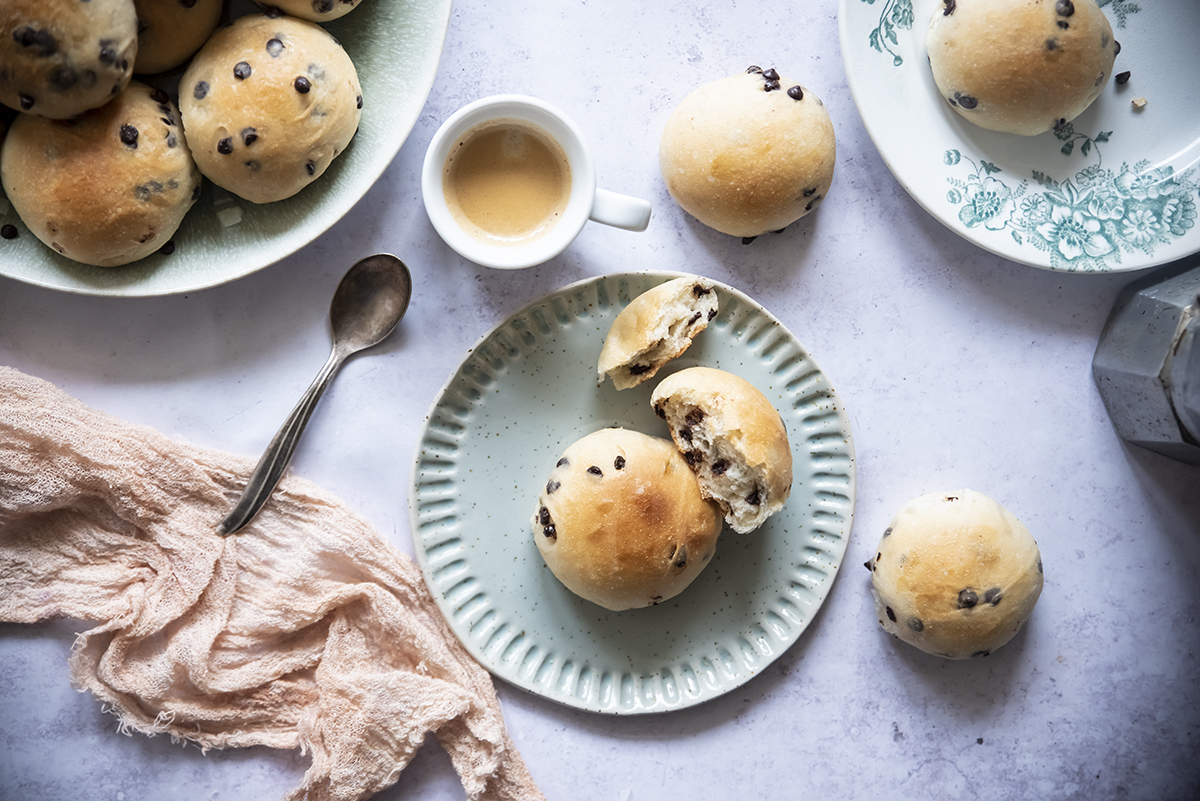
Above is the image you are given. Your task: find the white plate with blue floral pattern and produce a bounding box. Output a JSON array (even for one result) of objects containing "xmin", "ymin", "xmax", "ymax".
[
  {"xmin": 409, "ymin": 273, "xmax": 855, "ymax": 714},
  {"xmin": 839, "ymin": 0, "xmax": 1200, "ymax": 272}
]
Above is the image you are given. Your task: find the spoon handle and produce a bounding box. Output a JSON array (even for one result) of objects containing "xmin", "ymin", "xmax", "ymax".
[{"xmin": 217, "ymin": 348, "xmax": 345, "ymax": 536}]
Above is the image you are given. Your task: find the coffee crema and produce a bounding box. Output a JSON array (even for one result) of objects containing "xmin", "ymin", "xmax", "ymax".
[{"xmin": 443, "ymin": 119, "xmax": 572, "ymax": 246}]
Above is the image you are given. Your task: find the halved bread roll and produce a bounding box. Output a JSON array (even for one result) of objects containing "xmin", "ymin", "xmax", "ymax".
[
  {"xmin": 598, "ymin": 276, "xmax": 719, "ymax": 390},
  {"xmin": 651, "ymin": 367, "xmax": 792, "ymax": 533}
]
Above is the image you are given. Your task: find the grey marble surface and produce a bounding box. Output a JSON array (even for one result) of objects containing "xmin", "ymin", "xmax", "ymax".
[{"xmin": 2, "ymin": 1, "xmax": 1199, "ymax": 800}]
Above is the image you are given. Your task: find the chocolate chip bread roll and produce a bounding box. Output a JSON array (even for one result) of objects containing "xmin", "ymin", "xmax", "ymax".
[
  {"xmin": 532, "ymin": 428, "xmax": 723, "ymax": 611},
  {"xmin": 179, "ymin": 12, "xmax": 362, "ymax": 204},
  {"xmin": 927, "ymin": 0, "xmax": 1118, "ymax": 135},
  {"xmin": 659, "ymin": 67, "xmax": 836, "ymax": 239},
  {"xmin": 597, "ymin": 276, "xmax": 719, "ymax": 390},
  {"xmin": 0, "ymin": 80, "xmax": 200, "ymax": 266},
  {"xmin": 0, "ymin": 0, "xmax": 138, "ymax": 119},
  {"xmin": 651, "ymin": 367, "xmax": 793, "ymax": 534},
  {"xmin": 865, "ymin": 490, "xmax": 1044, "ymax": 659},
  {"xmin": 250, "ymin": 0, "xmax": 365, "ymax": 23},
  {"xmin": 133, "ymin": 0, "xmax": 223, "ymax": 75}
]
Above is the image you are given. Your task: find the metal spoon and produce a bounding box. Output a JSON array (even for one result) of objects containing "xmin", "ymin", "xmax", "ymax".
[{"xmin": 217, "ymin": 253, "xmax": 413, "ymax": 536}]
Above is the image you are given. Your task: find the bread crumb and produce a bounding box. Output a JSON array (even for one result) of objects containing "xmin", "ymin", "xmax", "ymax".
[{"xmin": 1132, "ymin": 97, "xmax": 1148, "ymax": 110}]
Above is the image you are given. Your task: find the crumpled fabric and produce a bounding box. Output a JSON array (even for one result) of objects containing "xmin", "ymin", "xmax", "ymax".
[{"xmin": 0, "ymin": 367, "xmax": 543, "ymax": 801}]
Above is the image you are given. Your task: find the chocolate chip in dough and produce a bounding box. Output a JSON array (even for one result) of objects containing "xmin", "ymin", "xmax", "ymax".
[
  {"xmin": 957, "ymin": 588, "xmax": 978, "ymax": 609},
  {"xmin": 942, "ymin": 0, "xmax": 956, "ymax": 15},
  {"xmin": 545, "ymin": 479, "xmax": 560, "ymax": 494},
  {"xmin": 542, "ymin": 523, "xmax": 556, "ymax": 540},
  {"xmin": 233, "ymin": 61, "xmax": 252, "ymax": 80},
  {"xmin": 984, "ymin": 587, "xmax": 1003, "ymax": 606},
  {"xmin": 711, "ymin": 459, "xmax": 729, "ymax": 476},
  {"xmin": 305, "ymin": 160, "xmax": 316, "ymax": 176},
  {"xmin": 242, "ymin": 127, "xmax": 258, "ymax": 145},
  {"xmin": 614, "ymin": 456, "xmax": 626, "ymax": 470},
  {"xmin": 119, "ymin": 124, "xmax": 139, "ymax": 148},
  {"xmin": 294, "ymin": 76, "xmax": 312, "ymax": 94},
  {"xmin": 907, "ymin": 617, "xmax": 924, "ymax": 632},
  {"xmin": 787, "ymin": 85, "xmax": 804, "ymax": 101},
  {"xmin": 952, "ymin": 92, "xmax": 977, "ymax": 110},
  {"xmin": 586, "ymin": 466, "xmax": 603, "ymax": 477},
  {"xmin": 746, "ymin": 487, "xmax": 762, "ymax": 506},
  {"xmin": 217, "ymin": 137, "xmax": 233, "ymax": 154},
  {"xmin": 13, "ymin": 27, "xmax": 57, "ymax": 58},
  {"xmin": 1056, "ymin": 0, "xmax": 1075, "ymax": 16},
  {"xmin": 267, "ymin": 38, "xmax": 284, "ymax": 57},
  {"xmin": 18, "ymin": 94, "xmax": 34, "ymax": 110},
  {"xmin": 193, "ymin": 81, "xmax": 209, "ymax": 100},
  {"xmin": 538, "ymin": 506, "xmax": 551, "ymax": 526},
  {"xmin": 885, "ymin": 606, "xmax": 897, "ymax": 622}
]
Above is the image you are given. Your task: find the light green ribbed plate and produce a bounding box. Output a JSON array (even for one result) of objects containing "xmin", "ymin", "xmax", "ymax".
[
  {"xmin": 410, "ymin": 272, "xmax": 856, "ymax": 714},
  {"xmin": 0, "ymin": 0, "xmax": 451, "ymax": 296}
]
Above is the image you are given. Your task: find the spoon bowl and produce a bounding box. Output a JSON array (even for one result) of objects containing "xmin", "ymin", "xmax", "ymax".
[{"xmin": 217, "ymin": 253, "xmax": 412, "ymax": 536}]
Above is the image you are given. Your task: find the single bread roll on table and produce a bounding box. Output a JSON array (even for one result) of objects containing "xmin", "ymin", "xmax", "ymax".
[
  {"xmin": 659, "ymin": 67, "xmax": 836, "ymax": 240},
  {"xmin": 865, "ymin": 489, "xmax": 1044, "ymax": 659}
]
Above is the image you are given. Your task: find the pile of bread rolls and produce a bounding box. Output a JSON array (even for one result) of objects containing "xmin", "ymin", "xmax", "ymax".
[
  {"xmin": 0, "ymin": 0, "xmax": 365, "ymax": 267},
  {"xmin": 532, "ymin": 276, "xmax": 795, "ymax": 611}
]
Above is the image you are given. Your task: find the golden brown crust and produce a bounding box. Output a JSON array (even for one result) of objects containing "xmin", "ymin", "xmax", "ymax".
[
  {"xmin": 651, "ymin": 367, "xmax": 792, "ymax": 533},
  {"xmin": 179, "ymin": 13, "xmax": 362, "ymax": 204},
  {"xmin": 867, "ymin": 489, "xmax": 1044, "ymax": 659},
  {"xmin": 926, "ymin": 0, "xmax": 1117, "ymax": 135},
  {"xmin": 597, "ymin": 276, "xmax": 719, "ymax": 390},
  {"xmin": 0, "ymin": 0, "xmax": 138, "ymax": 119},
  {"xmin": 659, "ymin": 70, "xmax": 836, "ymax": 237},
  {"xmin": 532, "ymin": 428, "xmax": 723, "ymax": 611},
  {"xmin": 251, "ymin": 0, "xmax": 365, "ymax": 23},
  {"xmin": 0, "ymin": 80, "xmax": 199, "ymax": 266},
  {"xmin": 133, "ymin": 0, "xmax": 223, "ymax": 75}
]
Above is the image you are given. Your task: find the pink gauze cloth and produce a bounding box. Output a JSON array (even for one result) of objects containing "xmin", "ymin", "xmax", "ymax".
[{"xmin": 0, "ymin": 367, "xmax": 543, "ymax": 801}]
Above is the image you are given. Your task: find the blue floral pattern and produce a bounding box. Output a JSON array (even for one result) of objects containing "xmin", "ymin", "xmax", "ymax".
[{"xmin": 943, "ymin": 139, "xmax": 1200, "ymax": 272}]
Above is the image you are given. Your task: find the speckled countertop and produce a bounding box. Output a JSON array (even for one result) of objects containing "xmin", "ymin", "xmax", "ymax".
[{"xmin": 1, "ymin": 2, "xmax": 1198, "ymax": 800}]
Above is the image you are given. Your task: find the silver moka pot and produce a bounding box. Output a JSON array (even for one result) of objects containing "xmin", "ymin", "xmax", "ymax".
[{"xmin": 1093, "ymin": 257, "xmax": 1200, "ymax": 466}]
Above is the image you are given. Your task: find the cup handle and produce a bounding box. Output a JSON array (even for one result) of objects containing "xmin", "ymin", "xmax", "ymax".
[{"xmin": 590, "ymin": 188, "xmax": 652, "ymax": 232}]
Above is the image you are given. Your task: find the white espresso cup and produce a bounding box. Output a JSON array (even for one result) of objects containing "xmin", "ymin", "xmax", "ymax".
[{"xmin": 421, "ymin": 95, "xmax": 652, "ymax": 269}]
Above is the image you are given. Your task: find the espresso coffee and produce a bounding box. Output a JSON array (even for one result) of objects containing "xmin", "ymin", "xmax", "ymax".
[{"xmin": 443, "ymin": 120, "xmax": 572, "ymax": 246}]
